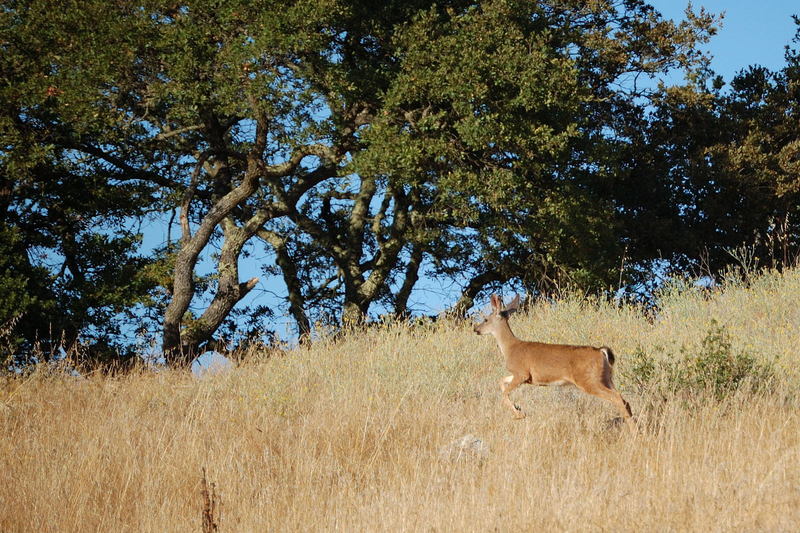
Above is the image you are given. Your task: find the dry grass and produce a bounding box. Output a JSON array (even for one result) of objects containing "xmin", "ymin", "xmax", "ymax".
[{"xmin": 2, "ymin": 270, "xmax": 800, "ymax": 532}]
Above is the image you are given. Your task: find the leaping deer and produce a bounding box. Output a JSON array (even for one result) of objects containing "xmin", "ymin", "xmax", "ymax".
[{"xmin": 473, "ymin": 294, "xmax": 633, "ymax": 422}]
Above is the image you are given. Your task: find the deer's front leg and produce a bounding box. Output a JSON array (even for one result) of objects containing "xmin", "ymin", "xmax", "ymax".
[{"xmin": 500, "ymin": 374, "xmax": 527, "ymax": 419}]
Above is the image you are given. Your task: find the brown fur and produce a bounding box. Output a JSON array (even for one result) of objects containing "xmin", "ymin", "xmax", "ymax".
[{"xmin": 474, "ymin": 294, "xmax": 633, "ymax": 422}]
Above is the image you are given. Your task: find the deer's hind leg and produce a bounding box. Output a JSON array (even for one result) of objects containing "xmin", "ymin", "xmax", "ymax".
[
  {"xmin": 600, "ymin": 361, "xmax": 634, "ymax": 421},
  {"xmin": 580, "ymin": 383, "xmax": 633, "ymax": 421},
  {"xmin": 500, "ymin": 374, "xmax": 529, "ymax": 419}
]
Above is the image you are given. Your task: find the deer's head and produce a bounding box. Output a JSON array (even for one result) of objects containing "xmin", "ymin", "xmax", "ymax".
[{"xmin": 473, "ymin": 294, "xmax": 520, "ymax": 335}]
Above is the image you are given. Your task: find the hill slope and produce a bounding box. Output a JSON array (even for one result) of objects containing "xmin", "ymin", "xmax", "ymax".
[{"xmin": 2, "ymin": 270, "xmax": 799, "ymax": 531}]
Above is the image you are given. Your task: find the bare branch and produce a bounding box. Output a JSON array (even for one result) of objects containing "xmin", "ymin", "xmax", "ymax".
[
  {"xmin": 180, "ymin": 153, "xmax": 209, "ymax": 244},
  {"xmin": 73, "ymin": 143, "xmax": 178, "ymax": 188},
  {"xmin": 249, "ymin": 97, "xmax": 270, "ymax": 162},
  {"xmin": 394, "ymin": 245, "xmax": 424, "ymax": 318},
  {"xmin": 261, "ymin": 143, "xmax": 339, "ymax": 178},
  {"xmin": 449, "ymin": 271, "xmax": 504, "ymax": 318},
  {"xmin": 152, "ymin": 124, "xmax": 204, "ymax": 141},
  {"xmin": 257, "ymin": 229, "xmax": 312, "ymax": 339},
  {"xmin": 371, "ymin": 187, "xmax": 393, "ymax": 244}
]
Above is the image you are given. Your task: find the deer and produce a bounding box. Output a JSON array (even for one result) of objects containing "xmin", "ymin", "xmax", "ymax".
[{"xmin": 473, "ymin": 294, "xmax": 633, "ymax": 423}]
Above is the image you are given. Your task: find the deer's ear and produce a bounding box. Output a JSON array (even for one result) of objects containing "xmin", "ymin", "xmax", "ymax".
[
  {"xmin": 505, "ymin": 294, "xmax": 521, "ymax": 314},
  {"xmin": 490, "ymin": 294, "xmax": 501, "ymax": 312}
]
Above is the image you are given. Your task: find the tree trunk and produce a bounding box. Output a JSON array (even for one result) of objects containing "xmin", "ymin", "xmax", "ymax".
[
  {"xmin": 178, "ymin": 219, "xmax": 261, "ymax": 356},
  {"xmin": 259, "ymin": 230, "xmax": 312, "ymax": 343},
  {"xmin": 161, "ymin": 128, "xmax": 328, "ymax": 364},
  {"xmin": 394, "ymin": 245, "xmax": 423, "ymax": 319},
  {"xmin": 161, "ymin": 168, "xmax": 260, "ymax": 364},
  {"xmin": 341, "ymin": 276, "xmax": 368, "ymax": 327}
]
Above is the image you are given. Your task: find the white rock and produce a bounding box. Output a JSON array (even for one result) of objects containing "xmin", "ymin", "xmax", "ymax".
[
  {"xmin": 439, "ymin": 434, "xmax": 489, "ymax": 461},
  {"xmin": 191, "ymin": 351, "xmax": 233, "ymax": 378}
]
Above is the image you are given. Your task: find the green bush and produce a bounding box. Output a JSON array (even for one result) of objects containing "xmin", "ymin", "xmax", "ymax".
[{"xmin": 624, "ymin": 320, "xmax": 776, "ymax": 401}]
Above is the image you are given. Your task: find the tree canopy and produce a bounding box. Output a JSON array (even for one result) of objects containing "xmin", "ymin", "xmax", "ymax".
[{"xmin": 2, "ymin": 1, "xmax": 798, "ymax": 367}]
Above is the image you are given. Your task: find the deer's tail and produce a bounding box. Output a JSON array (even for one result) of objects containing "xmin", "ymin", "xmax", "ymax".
[{"xmin": 600, "ymin": 347, "xmax": 615, "ymax": 366}]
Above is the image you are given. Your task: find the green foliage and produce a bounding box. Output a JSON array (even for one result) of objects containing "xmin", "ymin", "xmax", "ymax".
[
  {"xmin": 624, "ymin": 320, "xmax": 776, "ymax": 401},
  {"xmin": 0, "ymin": 225, "xmax": 38, "ymax": 323},
  {"xmin": 351, "ymin": 0, "xmax": 720, "ymax": 298},
  {"xmin": 630, "ymin": 18, "xmax": 800, "ymax": 281},
  {"xmin": 8, "ymin": 0, "xmax": 793, "ymax": 360}
]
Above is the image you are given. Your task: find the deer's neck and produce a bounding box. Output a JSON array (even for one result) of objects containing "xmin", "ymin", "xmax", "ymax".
[{"xmin": 493, "ymin": 321, "xmax": 520, "ymax": 356}]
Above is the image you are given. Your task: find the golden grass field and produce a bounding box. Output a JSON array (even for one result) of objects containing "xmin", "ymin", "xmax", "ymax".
[{"xmin": 2, "ymin": 270, "xmax": 800, "ymax": 532}]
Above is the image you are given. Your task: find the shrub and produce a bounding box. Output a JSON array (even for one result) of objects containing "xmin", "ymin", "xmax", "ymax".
[{"xmin": 624, "ymin": 320, "xmax": 777, "ymax": 401}]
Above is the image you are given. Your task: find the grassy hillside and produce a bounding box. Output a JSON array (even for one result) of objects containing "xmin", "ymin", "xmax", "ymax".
[{"xmin": 2, "ymin": 269, "xmax": 799, "ymax": 531}]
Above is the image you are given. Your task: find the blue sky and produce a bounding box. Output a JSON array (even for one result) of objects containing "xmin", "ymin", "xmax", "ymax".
[
  {"xmin": 650, "ymin": 0, "xmax": 798, "ymax": 79},
  {"xmin": 142, "ymin": 2, "xmax": 800, "ymax": 344}
]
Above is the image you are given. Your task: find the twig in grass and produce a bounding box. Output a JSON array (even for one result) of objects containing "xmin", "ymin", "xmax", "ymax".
[{"xmin": 201, "ymin": 468, "xmax": 219, "ymax": 533}]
